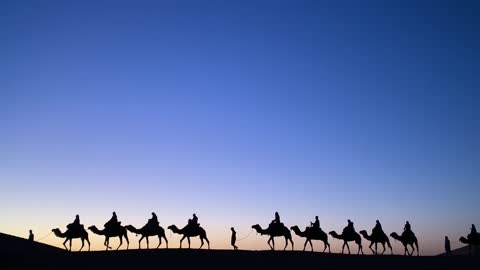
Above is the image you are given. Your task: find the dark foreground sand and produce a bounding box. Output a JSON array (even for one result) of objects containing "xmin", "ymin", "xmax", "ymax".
[{"xmin": 1, "ymin": 232, "xmax": 478, "ymax": 270}]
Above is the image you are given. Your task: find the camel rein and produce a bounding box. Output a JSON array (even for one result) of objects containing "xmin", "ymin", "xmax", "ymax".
[
  {"xmin": 36, "ymin": 231, "xmax": 53, "ymax": 242},
  {"xmin": 236, "ymin": 228, "xmax": 255, "ymax": 242}
]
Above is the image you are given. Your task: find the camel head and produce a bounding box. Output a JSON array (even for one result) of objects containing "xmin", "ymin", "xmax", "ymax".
[
  {"xmin": 359, "ymin": 230, "xmax": 368, "ymax": 236},
  {"xmin": 290, "ymin": 225, "xmax": 299, "ymax": 231},
  {"xmin": 87, "ymin": 225, "xmax": 95, "ymax": 230},
  {"xmin": 459, "ymin": 236, "xmax": 468, "ymax": 244},
  {"xmin": 167, "ymin": 225, "xmax": 179, "ymax": 233},
  {"xmin": 390, "ymin": 232, "xmax": 400, "ymax": 241},
  {"xmin": 251, "ymin": 224, "xmax": 261, "ymax": 232},
  {"xmin": 52, "ymin": 228, "xmax": 64, "ymax": 238},
  {"xmin": 124, "ymin": 225, "xmax": 138, "ymax": 236},
  {"xmin": 329, "ymin": 231, "xmax": 339, "ymax": 237}
]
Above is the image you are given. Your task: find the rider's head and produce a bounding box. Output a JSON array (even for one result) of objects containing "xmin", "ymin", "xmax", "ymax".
[
  {"xmin": 29, "ymin": 230, "xmax": 32, "ymax": 233},
  {"xmin": 113, "ymin": 211, "xmax": 116, "ymax": 216},
  {"xmin": 76, "ymin": 214, "xmax": 79, "ymax": 218},
  {"xmin": 231, "ymin": 227, "xmax": 234, "ymax": 231},
  {"xmin": 376, "ymin": 220, "xmax": 379, "ymax": 224},
  {"xmin": 315, "ymin": 216, "xmax": 318, "ymax": 219}
]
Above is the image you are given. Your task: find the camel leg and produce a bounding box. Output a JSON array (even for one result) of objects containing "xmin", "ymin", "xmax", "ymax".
[
  {"xmin": 303, "ymin": 239, "xmax": 308, "ymax": 251},
  {"xmin": 157, "ymin": 235, "xmax": 162, "ymax": 249},
  {"xmin": 146, "ymin": 236, "xmax": 150, "ymax": 249},
  {"xmin": 86, "ymin": 237, "xmax": 91, "ymax": 251},
  {"xmin": 308, "ymin": 239, "xmax": 313, "ymax": 252},
  {"xmin": 290, "ymin": 238, "xmax": 294, "ymax": 251},
  {"xmin": 69, "ymin": 239, "xmax": 72, "ymax": 252},
  {"xmin": 138, "ymin": 236, "xmax": 144, "ymax": 249},
  {"xmin": 199, "ymin": 237, "xmax": 204, "ymax": 249},
  {"xmin": 79, "ymin": 239, "xmax": 84, "ymax": 252},
  {"xmin": 187, "ymin": 237, "xmax": 191, "ymax": 249},
  {"xmin": 164, "ymin": 236, "xmax": 169, "ymax": 249},
  {"xmin": 63, "ymin": 239, "xmax": 69, "ymax": 250},
  {"xmin": 267, "ymin": 237, "xmax": 274, "ymax": 250},
  {"xmin": 179, "ymin": 235, "xmax": 186, "ymax": 249},
  {"xmin": 283, "ymin": 237, "xmax": 288, "ymax": 251},
  {"xmin": 117, "ymin": 236, "xmax": 123, "ymax": 250},
  {"xmin": 205, "ymin": 236, "xmax": 210, "ymax": 249},
  {"xmin": 346, "ymin": 242, "xmax": 351, "ymax": 254},
  {"xmin": 325, "ymin": 241, "xmax": 331, "ymax": 253},
  {"xmin": 271, "ymin": 237, "xmax": 275, "ymax": 250},
  {"xmin": 358, "ymin": 242, "xmax": 363, "ymax": 255},
  {"xmin": 381, "ymin": 243, "xmax": 385, "ymax": 255},
  {"xmin": 369, "ymin": 242, "xmax": 375, "ymax": 254},
  {"xmin": 415, "ymin": 241, "xmax": 419, "ymax": 256},
  {"xmin": 125, "ymin": 234, "xmax": 129, "ymax": 250}
]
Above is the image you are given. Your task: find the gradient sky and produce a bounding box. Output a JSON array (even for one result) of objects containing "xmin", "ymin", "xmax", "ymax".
[{"xmin": 1, "ymin": 0, "xmax": 479, "ymax": 255}]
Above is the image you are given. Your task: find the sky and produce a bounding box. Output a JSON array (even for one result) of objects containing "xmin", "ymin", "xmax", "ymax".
[{"xmin": 1, "ymin": 0, "xmax": 479, "ymax": 255}]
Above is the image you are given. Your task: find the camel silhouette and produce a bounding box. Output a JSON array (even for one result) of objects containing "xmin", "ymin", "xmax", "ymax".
[
  {"xmin": 459, "ymin": 232, "xmax": 480, "ymax": 255},
  {"xmin": 125, "ymin": 224, "xmax": 168, "ymax": 249},
  {"xmin": 290, "ymin": 225, "xmax": 330, "ymax": 252},
  {"xmin": 88, "ymin": 225, "xmax": 129, "ymax": 250},
  {"xmin": 390, "ymin": 232, "xmax": 419, "ymax": 256},
  {"xmin": 168, "ymin": 224, "xmax": 210, "ymax": 249},
  {"xmin": 252, "ymin": 224, "xmax": 294, "ymax": 251},
  {"xmin": 52, "ymin": 227, "xmax": 90, "ymax": 251},
  {"xmin": 329, "ymin": 230, "xmax": 363, "ymax": 255},
  {"xmin": 359, "ymin": 230, "xmax": 392, "ymax": 255}
]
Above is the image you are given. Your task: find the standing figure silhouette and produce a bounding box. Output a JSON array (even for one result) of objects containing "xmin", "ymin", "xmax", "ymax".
[
  {"xmin": 28, "ymin": 230, "xmax": 34, "ymax": 241},
  {"xmin": 445, "ymin": 236, "xmax": 451, "ymax": 256},
  {"xmin": 231, "ymin": 227, "xmax": 238, "ymax": 250}
]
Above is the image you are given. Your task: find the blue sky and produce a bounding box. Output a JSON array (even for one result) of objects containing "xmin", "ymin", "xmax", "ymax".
[{"xmin": 1, "ymin": 0, "xmax": 479, "ymax": 254}]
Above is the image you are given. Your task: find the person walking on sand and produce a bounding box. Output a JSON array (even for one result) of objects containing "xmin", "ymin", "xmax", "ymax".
[
  {"xmin": 231, "ymin": 227, "xmax": 238, "ymax": 250},
  {"xmin": 28, "ymin": 230, "xmax": 34, "ymax": 242},
  {"xmin": 445, "ymin": 236, "xmax": 451, "ymax": 256}
]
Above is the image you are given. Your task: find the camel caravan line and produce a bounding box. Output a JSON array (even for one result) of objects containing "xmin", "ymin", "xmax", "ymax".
[{"xmin": 50, "ymin": 212, "xmax": 479, "ymax": 256}]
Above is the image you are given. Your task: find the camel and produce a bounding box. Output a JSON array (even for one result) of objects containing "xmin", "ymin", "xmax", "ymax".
[
  {"xmin": 252, "ymin": 224, "xmax": 294, "ymax": 251},
  {"xmin": 290, "ymin": 225, "xmax": 330, "ymax": 252},
  {"xmin": 167, "ymin": 224, "xmax": 210, "ymax": 249},
  {"xmin": 329, "ymin": 231, "xmax": 363, "ymax": 254},
  {"xmin": 125, "ymin": 224, "xmax": 168, "ymax": 249},
  {"xmin": 390, "ymin": 232, "xmax": 419, "ymax": 256},
  {"xmin": 459, "ymin": 232, "xmax": 480, "ymax": 255},
  {"xmin": 88, "ymin": 225, "xmax": 129, "ymax": 250},
  {"xmin": 359, "ymin": 230, "xmax": 392, "ymax": 255},
  {"xmin": 52, "ymin": 227, "xmax": 90, "ymax": 251}
]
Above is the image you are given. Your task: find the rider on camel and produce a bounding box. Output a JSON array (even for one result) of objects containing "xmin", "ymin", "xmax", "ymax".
[
  {"xmin": 343, "ymin": 219, "xmax": 355, "ymax": 235},
  {"xmin": 372, "ymin": 220, "xmax": 383, "ymax": 237},
  {"xmin": 188, "ymin": 213, "xmax": 199, "ymax": 229},
  {"xmin": 311, "ymin": 216, "xmax": 320, "ymax": 229},
  {"xmin": 67, "ymin": 215, "xmax": 81, "ymax": 230},
  {"xmin": 104, "ymin": 212, "xmax": 119, "ymax": 229}
]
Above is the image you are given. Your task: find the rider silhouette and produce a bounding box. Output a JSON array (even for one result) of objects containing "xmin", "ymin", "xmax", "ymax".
[
  {"xmin": 149, "ymin": 212, "xmax": 159, "ymax": 225},
  {"xmin": 311, "ymin": 216, "xmax": 320, "ymax": 229},
  {"xmin": 104, "ymin": 212, "xmax": 118, "ymax": 229},
  {"xmin": 67, "ymin": 215, "xmax": 81, "ymax": 230},
  {"xmin": 471, "ymin": 224, "xmax": 477, "ymax": 235},
  {"xmin": 404, "ymin": 221, "xmax": 411, "ymax": 232},
  {"xmin": 372, "ymin": 220, "xmax": 383, "ymax": 236},
  {"xmin": 272, "ymin": 212, "xmax": 281, "ymax": 224},
  {"xmin": 188, "ymin": 213, "xmax": 199, "ymax": 228},
  {"xmin": 343, "ymin": 219, "xmax": 355, "ymax": 235}
]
